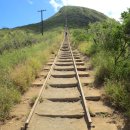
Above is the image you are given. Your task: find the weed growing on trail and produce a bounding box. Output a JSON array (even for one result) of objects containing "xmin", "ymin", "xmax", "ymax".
[{"xmin": 29, "ymin": 96, "xmax": 37, "ymax": 107}]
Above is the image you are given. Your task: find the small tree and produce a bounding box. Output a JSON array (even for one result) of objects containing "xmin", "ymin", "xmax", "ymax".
[{"xmin": 88, "ymin": 19, "xmax": 130, "ymax": 66}]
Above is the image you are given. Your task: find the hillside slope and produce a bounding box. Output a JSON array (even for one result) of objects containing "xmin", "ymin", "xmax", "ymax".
[{"xmin": 19, "ymin": 6, "xmax": 108, "ymax": 32}]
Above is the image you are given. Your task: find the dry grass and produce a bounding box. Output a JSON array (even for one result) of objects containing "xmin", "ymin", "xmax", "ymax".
[{"xmin": 0, "ymin": 27, "xmax": 63, "ymax": 120}]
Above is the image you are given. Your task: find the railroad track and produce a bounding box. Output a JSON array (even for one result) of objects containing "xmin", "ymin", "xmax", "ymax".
[{"xmin": 21, "ymin": 29, "xmax": 92, "ymax": 130}]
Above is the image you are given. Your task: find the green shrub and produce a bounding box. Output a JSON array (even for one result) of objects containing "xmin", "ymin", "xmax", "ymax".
[
  {"xmin": 111, "ymin": 61, "xmax": 130, "ymax": 82},
  {"xmin": 27, "ymin": 58, "xmax": 42, "ymax": 78},
  {"xmin": 10, "ymin": 50, "xmax": 50, "ymax": 94},
  {"xmin": 92, "ymin": 51, "xmax": 114, "ymax": 86},
  {"xmin": 94, "ymin": 66, "xmax": 110, "ymax": 86},
  {"xmin": 86, "ymin": 43, "xmax": 99, "ymax": 56},
  {"xmin": 77, "ymin": 41, "xmax": 97, "ymax": 56},
  {"xmin": 72, "ymin": 29, "xmax": 89, "ymax": 46},
  {"xmin": 0, "ymin": 87, "xmax": 20, "ymax": 121},
  {"xmin": 0, "ymin": 29, "xmax": 38, "ymax": 54},
  {"xmin": 10, "ymin": 64, "xmax": 34, "ymax": 93},
  {"xmin": 78, "ymin": 42, "xmax": 90, "ymax": 54},
  {"xmin": 105, "ymin": 80, "xmax": 130, "ymax": 113}
]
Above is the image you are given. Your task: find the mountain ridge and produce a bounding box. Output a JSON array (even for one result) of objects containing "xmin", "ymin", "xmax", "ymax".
[{"xmin": 18, "ymin": 6, "xmax": 108, "ymax": 32}]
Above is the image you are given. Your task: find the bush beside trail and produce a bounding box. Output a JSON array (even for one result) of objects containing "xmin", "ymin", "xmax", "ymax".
[{"xmin": 71, "ymin": 8, "xmax": 130, "ymax": 116}]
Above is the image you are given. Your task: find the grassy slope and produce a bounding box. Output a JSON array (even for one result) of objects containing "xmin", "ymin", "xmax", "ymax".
[
  {"xmin": 19, "ymin": 6, "xmax": 108, "ymax": 32},
  {"xmin": 0, "ymin": 27, "xmax": 63, "ymax": 120}
]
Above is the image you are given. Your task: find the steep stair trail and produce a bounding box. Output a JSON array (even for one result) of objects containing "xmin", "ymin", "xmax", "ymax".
[{"xmin": 21, "ymin": 30, "xmax": 92, "ymax": 130}]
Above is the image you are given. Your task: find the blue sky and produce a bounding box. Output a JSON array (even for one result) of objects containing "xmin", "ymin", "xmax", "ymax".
[
  {"xmin": 0, "ymin": 0, "xmax": 130, "ymax": 28},
  {"xmin": 0, "ymin": 0, "xmax": 55, "ymax": 28}
]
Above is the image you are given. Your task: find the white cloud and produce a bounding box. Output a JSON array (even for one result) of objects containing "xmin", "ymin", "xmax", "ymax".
[
  {"xmin": 49, "ymin": 0, "xmax": 130, "ymax": 21},
  {"xmin": 27, "ymin": 0, "xmax": 34, "ymax": 5},
  {"xmin": 49, "ymin": 0, "xmax": 62, "ymax": 11}
]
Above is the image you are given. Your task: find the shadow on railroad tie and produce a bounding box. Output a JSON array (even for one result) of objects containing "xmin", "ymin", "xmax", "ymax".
[{"xmin": 117, "ymin": 118, "xmax": 130, "ymax": 130}]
